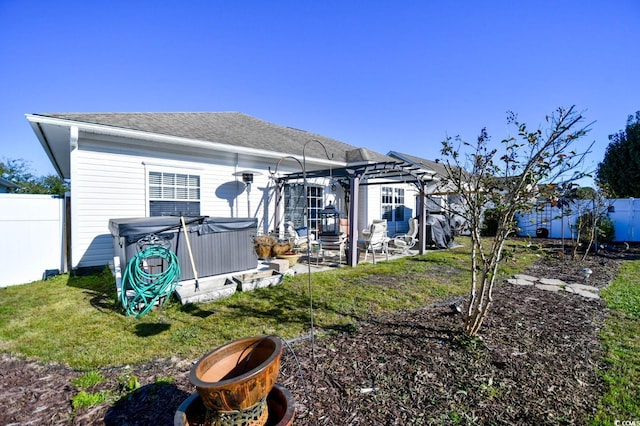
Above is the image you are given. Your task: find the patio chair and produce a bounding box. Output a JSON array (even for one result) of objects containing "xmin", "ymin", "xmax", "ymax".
[
  {"xmin": 285, "ymin": 221, "xmax": 314, "ymax": 251},
  {"xmin": 317, "ymin": 232, "xmax": 347, "ymax": 265},
  {"xmin": 390, "ymin": 217, "xmax": 419, "ymax": 254},
  {"xmin": 357, "ymin": 219, "xmax": 390, "ymax": 263}
]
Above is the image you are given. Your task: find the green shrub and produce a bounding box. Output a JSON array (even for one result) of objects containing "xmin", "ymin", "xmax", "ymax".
[
  {"xmin": 598, "ymin": 215, "xmax": 615, "ymax": 243},
  {"xmin": 576, "ymin": 213, "xmax": 615, "ymax": 244},
  {"xmin": 481, "ymin": 208, "xmax": 519, "ymax": 237},
  {"xmin": 481, "ymin": 208, "xmax": 499, "ymax": 237}
]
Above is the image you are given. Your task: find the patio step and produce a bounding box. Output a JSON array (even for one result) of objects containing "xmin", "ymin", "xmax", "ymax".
[{"xmin": 174, "ymin": 275, "xmax": 237, "ymax": 304}]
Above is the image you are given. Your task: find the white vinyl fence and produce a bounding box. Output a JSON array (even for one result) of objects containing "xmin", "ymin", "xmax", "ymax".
[
  {"xmin": 0, "ymin": 194, "xmax": 66, "ymax": 287},
  {"xmin": 517, "ymin": 198, "xmax": 640, "ymax": 242}
]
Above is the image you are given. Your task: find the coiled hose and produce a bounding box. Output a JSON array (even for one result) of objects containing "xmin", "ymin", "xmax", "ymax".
[{"xmin": 120, "ymin": 245, "xmax": 181, "ymax": 318}]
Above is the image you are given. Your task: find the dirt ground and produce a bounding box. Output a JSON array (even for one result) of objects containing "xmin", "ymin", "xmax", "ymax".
[{"xmin": 0, "ymin": 240, "xmax": 634, "ymax": 425}]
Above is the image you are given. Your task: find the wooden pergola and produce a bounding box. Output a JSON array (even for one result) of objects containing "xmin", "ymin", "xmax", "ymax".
[{"xmin": 272, "ymin": 160, "xmax": 437, "ymax": 266}]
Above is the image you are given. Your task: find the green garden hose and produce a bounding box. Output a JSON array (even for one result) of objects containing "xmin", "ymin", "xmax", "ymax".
[{"xmin": 120, "ymin": 245, "xmax": 181, "ymax": 318}]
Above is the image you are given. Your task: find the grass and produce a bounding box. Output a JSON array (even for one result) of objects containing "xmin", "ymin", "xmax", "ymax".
[
  {"xmin": 68, "ymin": 371, "xmax": 142, "ymax": 411},
  {"xmin": 71, "ymin": 390, "xmax": 113, "ymax": 410},
  {"xmin": 70, "ymin": 370, "xmax": 112, "ymax": 410},
  {"xmin": 0, "ymin": 238, "xmax": 539, "ymax": 370},
  {"xmin": 593, "ymin": 259, "xmax": 640, "ymax": 424},
  {"xmin": 71, "ymin": 370, "xmax": 106, "ymax": 388}
]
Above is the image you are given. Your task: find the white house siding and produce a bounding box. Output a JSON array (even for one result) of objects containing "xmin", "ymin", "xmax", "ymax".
[
  {"xmin": 72, "ymin": 139, "xmax": 230, "ymax": 268},
  {"xmin": 356, "ymin": 182, "xmax": 416, "ymax": 237},
  {"xmin": 0, "ymin": 194, "xmax": 65, "ymax": 287},
  {"xmin": 70, "ymin": 135, "xmax": 326, "ymax": 268},
  {"xmin": 72, "ymin": 142, "xmax": 147, "ymax": 268},
  {"xmin": 368, "ymin": 185, "xmax": 383, "ymax": 220}
]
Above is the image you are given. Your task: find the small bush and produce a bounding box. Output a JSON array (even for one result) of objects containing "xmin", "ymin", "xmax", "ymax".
[
  {"xmin": 576, "ymin": 213, "xmax": 615, "ymax": 244},
  {"xmin": 481, "ymin": 209, "xmax": 499, "ymax": 237},
  {"xmin": 598, "ymin": 215, "xmax": 615, "ymax": 243},
  {"xmin": 481, "ymin": 208, "xmax": 518, "ymax": 237}
]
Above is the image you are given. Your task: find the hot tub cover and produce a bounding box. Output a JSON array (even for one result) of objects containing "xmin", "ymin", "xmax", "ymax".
[{"xmin": 109, "ymin": 216, "xmax": 258, "ymax": 243}]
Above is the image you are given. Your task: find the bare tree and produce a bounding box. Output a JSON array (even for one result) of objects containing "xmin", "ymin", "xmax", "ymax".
[{"xmin": 439, "ymin": 106, "xmax": 593, "ymax": 337}]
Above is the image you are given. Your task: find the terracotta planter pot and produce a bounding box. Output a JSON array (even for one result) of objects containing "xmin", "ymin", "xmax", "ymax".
[
  {"xmin": 174, "ymin": 384, "xmax": 295, "ymax": 426},
  {"xmin": 189, "ymin": 335, "xmax": 283, "ymax": 412}
]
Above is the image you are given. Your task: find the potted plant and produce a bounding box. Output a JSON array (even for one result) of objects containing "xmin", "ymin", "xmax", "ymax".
[
  {"xmin": 271, "ymin": 240, "xmax": 293, "ymax": 257},
  {"xmin": 253, "ymin": 235, "xmax": 276, "ymax": 259}
]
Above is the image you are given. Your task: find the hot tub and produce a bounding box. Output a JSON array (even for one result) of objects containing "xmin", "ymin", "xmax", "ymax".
[{"xmin": 109, "ymin": 216, "xmax": 258, "ymax": 281}]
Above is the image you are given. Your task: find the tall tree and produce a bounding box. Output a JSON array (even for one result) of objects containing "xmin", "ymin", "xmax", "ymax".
[
  {"xmin": 439, "ymin": 106, "xmax": 592, "ymax": 337},
  {"xmin": 0, "ymin": 158, "xmax": 68, "ymax": 196},
  {"xmin": 596, "ymin": 111, "xmax": 640, "ymax": 197},
  {"xmin": 0, "ymin": 158, "xmax": 34, "ymax": 184}
]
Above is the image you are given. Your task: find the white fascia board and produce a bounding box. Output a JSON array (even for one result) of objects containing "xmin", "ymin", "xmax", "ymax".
[
  {"xmin": 25, "ymin": 114, "xmax": 344, "ymax": 168},
  {"xmin": 25, "ymin": 115, "xmax": 65, "ymax": 178}
]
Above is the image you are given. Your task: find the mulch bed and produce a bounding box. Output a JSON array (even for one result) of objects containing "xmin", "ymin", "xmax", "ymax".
[{"xmin": 0, "ymin": 241, "xmax": 633, "ymax": 425}]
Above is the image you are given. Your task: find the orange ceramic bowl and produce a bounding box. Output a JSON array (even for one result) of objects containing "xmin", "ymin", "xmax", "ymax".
[{"xmin": 189, "ymin": 335, "xmax": 283, "ymax": 411}]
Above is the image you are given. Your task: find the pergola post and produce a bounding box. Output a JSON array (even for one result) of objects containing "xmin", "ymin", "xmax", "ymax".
[
  {"xmin": 417, "ymin": 185, "xmax": 427, "ymax": 254},
  {"xmin": 347, "ymin": 175, "xmax": 360, "ymax": 266}
]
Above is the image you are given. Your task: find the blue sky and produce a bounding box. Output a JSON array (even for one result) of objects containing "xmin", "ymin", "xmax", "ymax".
[{"xmin": 1, "ymin": 1, "xmax": 638, "ymax": 184}]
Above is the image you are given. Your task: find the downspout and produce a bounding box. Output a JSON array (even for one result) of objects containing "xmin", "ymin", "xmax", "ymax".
[{"xmin": 347, "ymin": 174, "xmax": 360, "ymax": 266}]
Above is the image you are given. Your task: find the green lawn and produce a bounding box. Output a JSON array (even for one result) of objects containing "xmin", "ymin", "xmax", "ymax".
[
  {"xmin": 593, "ymin": 260, "xmax": 640, "ymax": 424},
  {"xmin": 0, "ymin": 238, "xmax": 537, "ymax": 369}
]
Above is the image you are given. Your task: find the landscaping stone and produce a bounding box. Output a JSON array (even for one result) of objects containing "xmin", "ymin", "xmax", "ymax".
[
  {"xmin": 507, "ymin": 278, "xmax": 535, "ymax": 286},
  {"xmin": 538, "ymin": 278, "xmax": 567, "ymax": 286},
  {"xmin": 514, "ymin": 274, "xmax": 539, "ymax": 282},
  {"xmin": 571, "ymin": 288, "xmax": 600, "ymax": 299},
  {"xmin": 535, "ymin": 283, "xmax": 562, "ymax": 292},
  {"xmin": 507, "ymin": 274, "xmax": 601, "ymax": 300},
  {"xmin": 568, "ymin": 283, "xmax": 600, "ymax": 293}
]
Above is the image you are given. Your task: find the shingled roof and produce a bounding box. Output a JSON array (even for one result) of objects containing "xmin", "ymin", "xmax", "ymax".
[
  {"xmin": 0, "ymin": 176, "xmax": 19, "ymax": 191},
  {"xmin": 35, "ymin": 112, "xmax": 392, "ymax": 163},
  {"xmin": 388, "ymin": 151, "xmax": 450, "ymax": 177}
]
